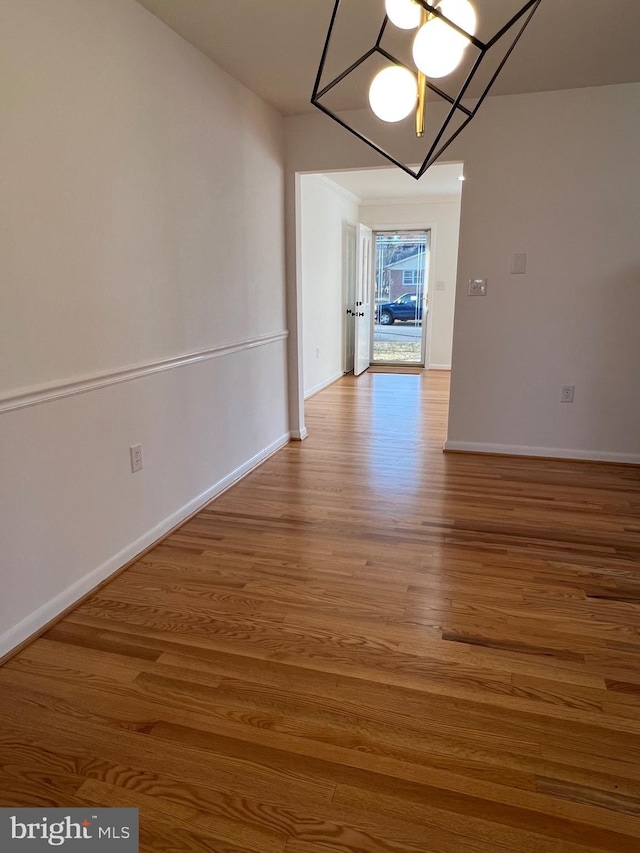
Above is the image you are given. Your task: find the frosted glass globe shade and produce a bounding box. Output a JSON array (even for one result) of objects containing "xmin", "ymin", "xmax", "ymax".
[
  {"xmin": 385, "ymin": 0, "xmax": 422, "ymax": 30},
  {"xmin": 412, "ymin": 18, "xmax": 464, "ymax": 77},
  {"xmin": 440, "ymin": 0, "xmax": 477, "ymax": 36},
  {"xmin": 369, "ymin": 66, "xmax": 418, "ymax": 123},
  {"xmin": 412, "ymin": 0, "xmax": 477, "ymax": 79}
]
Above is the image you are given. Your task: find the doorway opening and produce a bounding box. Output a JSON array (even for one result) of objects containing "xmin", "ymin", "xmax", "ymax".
[
  {"xmin": 372, "ymin": 230, "xmax": 429, "ymax": 366},
  {"xmin": 295, "ymin": 163, "xmax": 464, "ymax": 439}
]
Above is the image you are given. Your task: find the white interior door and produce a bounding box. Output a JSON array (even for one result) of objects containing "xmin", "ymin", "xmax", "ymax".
[
  {"xmin": 343, "ymin": 224, "xmax": 357, "ymax": 373},
  {"xmin": 354, "ymin": 224, "xmax": 372, "ymax": 376}
]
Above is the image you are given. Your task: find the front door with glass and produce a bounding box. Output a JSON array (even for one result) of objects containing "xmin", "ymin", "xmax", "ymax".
[{"xmin": 372, "ymin": 230, "xmax": 430, "ymax": 365}]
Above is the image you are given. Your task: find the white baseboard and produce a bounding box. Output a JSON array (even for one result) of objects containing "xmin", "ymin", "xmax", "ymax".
[
  {"xmin": 429, "ymin": 364, "xmax": 451, "ymax": 371},
  {"xmin": 304, "ymin": 371, "xmax": 344, "ymax": 400},
  {"xmin": 0, "ymin": 432, "xmax": 290, "ymax": 660},
  {"xmin": 444, "ymin": 440, "xmax": 640, "ymax": 465},
  {"xmin": 290, "ymin": 427, "xmax": 308, "ymax": 441}
]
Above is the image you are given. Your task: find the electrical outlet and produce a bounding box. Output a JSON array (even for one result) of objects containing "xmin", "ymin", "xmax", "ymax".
[
  {"xmin": 130, "ymin": 444, "xmax": 143, "ymax": 473},
  {"xmin": 560, "ymin": 385, "xmax": 575, "ymax": 403}
]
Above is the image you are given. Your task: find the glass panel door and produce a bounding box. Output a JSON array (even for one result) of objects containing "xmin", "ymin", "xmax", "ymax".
[{"xmin": 372, "ymin": 231, "xmax": 429, "ymax": 365}]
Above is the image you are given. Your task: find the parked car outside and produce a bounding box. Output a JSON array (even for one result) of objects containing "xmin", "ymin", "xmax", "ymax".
[{"xmin": 375, "ymin": 293, "xmax": 423, "ymax": 325}]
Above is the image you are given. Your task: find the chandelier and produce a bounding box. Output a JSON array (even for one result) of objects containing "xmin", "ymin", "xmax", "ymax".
[{"xmin": 311, "ymin": 0, "xmax": 542, "ymax": 179}]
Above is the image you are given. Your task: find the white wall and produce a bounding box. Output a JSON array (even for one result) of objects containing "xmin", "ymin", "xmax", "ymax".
[
  {"xmin": 0, "ymin": 0, "xmax": 289, "ymax": 656},
  {"xmin": 361, "ymin": 199, "xmax": 461, "ymax": 369},
  {"xmin": 300, "ymin": 175, "xmax": 359, "ymax": 397},
  {"xmin": 285, "ymin": 83, "xmax": 640, "ymax": 462},
  {"xmin": 446, "ymin": 84, "xmax": 640, "ymax": 461}
]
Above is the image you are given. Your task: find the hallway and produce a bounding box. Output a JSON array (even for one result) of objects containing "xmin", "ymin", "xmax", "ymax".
[{"xmin": 2, "ymin": 371, "xmax": 640, "ymax": 851}]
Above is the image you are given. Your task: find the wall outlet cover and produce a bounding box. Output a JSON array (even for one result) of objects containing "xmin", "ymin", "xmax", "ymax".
[{"xmin": 130, "ymin": 444, "xmax": 143, "ymax": 473}]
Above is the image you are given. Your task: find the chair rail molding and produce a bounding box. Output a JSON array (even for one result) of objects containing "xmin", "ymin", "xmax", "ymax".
[{"xmin": 0, "ymin": 331, "xmax": 289, "ymax": 415}]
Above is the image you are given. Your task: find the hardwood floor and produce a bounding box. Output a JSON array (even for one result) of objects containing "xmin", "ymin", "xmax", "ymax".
[{"xmin": 2, "ymin": 370, "xmax": 640, "ymax": 852}]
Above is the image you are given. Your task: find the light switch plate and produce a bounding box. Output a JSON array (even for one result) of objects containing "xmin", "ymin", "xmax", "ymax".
[
  {"xmin": 511, "ymin": 253, "xmax": 527, "ymax": 274},
  {"xmin": 468, "ymin": 279, "xmax": 487, "ymax": 296},
  {"xmin": 436, "ymin": 280, "xmax": 446, "ymax": 291}
]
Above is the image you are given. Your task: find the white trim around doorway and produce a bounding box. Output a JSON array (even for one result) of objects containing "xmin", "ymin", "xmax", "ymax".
[{"xmin": 366, "ymin": 221, "xmax": 437, "ymax": 370}]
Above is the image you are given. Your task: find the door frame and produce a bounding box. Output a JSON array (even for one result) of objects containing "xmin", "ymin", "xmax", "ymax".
[
  {"xmin": 369, "ymin": 223, "xmax": 436, "ymax": 369},
  {"xmin": 290, "ymin": 162, "xmax": 464, "ymax": 441}
]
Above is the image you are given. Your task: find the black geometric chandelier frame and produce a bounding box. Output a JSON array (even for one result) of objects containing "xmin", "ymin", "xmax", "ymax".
[{"xmin": 312, "ymin": 0, "xmax": 543, "ymax": 179}]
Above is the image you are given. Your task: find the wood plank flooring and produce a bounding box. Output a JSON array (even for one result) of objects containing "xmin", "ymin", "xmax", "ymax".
[{"xmin": 2, "ymin": 370, "xmax": 640, "ymax": 851}]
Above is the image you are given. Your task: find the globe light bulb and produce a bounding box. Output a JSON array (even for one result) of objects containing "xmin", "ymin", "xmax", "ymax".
[
  {"xmin": 369, "ymin": 66, "xmax": 418, "ymax": 123},
  {"xmin": 385, "ymin": 0, "xmax": 422, "ymax": 30},
  {"xmin": 412, "ymin": 0, "xmax": 477, "ymax": 79}
]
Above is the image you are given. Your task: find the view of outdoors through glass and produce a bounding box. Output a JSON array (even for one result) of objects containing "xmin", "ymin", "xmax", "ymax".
[{"xmin": 372, "ymin": 231, "xmax": 429, "ymax": 364}]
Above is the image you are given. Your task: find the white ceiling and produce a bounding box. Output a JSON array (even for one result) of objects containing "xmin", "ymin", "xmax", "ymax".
[
  {"xmin": 135, "ymin": 0, "xmax": 640, "ymax": 116},
  {"xmin": 324, "ymin": 163, "xmax": 464, "ymax": 201}
]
